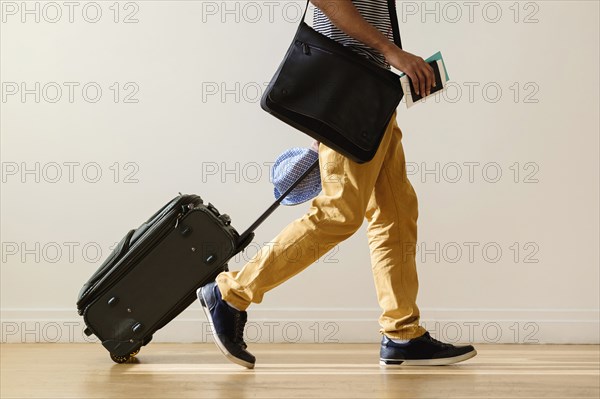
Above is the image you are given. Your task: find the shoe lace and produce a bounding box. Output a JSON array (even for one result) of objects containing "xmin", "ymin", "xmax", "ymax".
[
  {"xmin": 232, "ymin": 311, "xmax": 248, "ymax": 349},
  {"xmin": 424, "ymin": 332, "xmax": 454, "ymax": 349}
]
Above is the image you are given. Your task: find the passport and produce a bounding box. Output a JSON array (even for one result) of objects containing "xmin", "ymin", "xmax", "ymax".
[{"xmin": 399, "ymin": 51, "xmax": 449, "ymax": 108}]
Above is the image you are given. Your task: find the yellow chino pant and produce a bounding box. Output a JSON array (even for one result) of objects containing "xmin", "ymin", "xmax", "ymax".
[{"xmin": 217, "ymin": 111, "xmax": 427, "ymax": 340}]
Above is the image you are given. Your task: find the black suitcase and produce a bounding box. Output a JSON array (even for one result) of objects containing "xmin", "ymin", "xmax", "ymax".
[{"xmin": 76, "ymin": 159, "xmax": 318, "ymax": 363}]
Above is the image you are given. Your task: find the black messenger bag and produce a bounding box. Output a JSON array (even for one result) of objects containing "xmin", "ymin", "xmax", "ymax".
[{"xmin": 261, "ymin": 0, "xmax": 404, "ymax": 163}]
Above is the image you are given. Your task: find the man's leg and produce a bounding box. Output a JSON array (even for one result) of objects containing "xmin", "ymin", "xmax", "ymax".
[
  {"xmin": 217, "ymin": 112, "xmax": 399, "ymax": 311},
  {"xmin": 364, "ymin": 118, "xmax": 426, "ymax": 341},
  {"xmin": 365, "ymin": 119, "xmax": 478, "ymax": 365}
]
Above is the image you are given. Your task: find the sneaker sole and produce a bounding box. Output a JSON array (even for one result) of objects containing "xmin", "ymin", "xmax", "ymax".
[
  {"xmin": 198, "ymin": 288, "xmax": 255, "ymax": 369},
  {"xmin": 380, "ymin": 348, "xmax": 477, "ymax": 366}
]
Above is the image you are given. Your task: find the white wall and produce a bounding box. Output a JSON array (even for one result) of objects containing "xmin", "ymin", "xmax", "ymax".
[{"xmin": 1, "ymin": 1, "xmax": 598, "ymax": 344}]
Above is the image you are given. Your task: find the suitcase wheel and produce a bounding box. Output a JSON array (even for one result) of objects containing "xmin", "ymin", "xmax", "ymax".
[
  {"xmin": 110, "ymin": 353, "xmax": 130, "ymax": 364},
  {"xmin": 109, "ymin": 349, "xmax": 140, "ymax": 364}
]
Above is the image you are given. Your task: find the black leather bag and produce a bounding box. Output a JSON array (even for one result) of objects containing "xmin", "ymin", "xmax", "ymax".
[{"xmin": 261, "ymin": 0, "xmax": 404, "ymax": 163}]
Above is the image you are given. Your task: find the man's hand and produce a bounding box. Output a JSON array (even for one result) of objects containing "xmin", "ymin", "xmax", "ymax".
[{"xmin": 383, "ymin": 44, "xmax": 436, "ymax": 97}]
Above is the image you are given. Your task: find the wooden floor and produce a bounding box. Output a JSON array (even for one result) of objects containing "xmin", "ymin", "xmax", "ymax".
[{"xmin": 1, "ymin": 343, "xmax": 599, "ymax": 398}]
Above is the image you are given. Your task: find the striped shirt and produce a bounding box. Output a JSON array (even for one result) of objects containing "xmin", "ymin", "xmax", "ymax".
[{"xmin": 312, "ymin": 0, "xmax": 394, "ymax": 69}]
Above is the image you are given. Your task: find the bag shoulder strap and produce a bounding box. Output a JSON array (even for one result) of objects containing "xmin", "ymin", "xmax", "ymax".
[
  {"xmin": 300, "ymin": 0, "xmax": 403, "ymax": 49},
  {"xmin": 387, "ymin": 0, "xmax": 403, "ymax": 49}
]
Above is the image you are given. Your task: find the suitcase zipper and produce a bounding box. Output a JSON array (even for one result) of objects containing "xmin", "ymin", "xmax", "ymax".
[{"xmin": 174, "ymin": 203, "xmax": 195, "ymax": 229}]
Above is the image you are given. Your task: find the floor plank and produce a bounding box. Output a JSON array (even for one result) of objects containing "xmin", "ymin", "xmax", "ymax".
[{"xmin": 1, "ymin": 343, "xmax": 598, "ymax": 398}]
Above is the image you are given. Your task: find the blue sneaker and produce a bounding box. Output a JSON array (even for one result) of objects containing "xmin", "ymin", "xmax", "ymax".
[
  {"xmin": 197, "ymin": 282, "xmax": 255, "ymax": 369},
  {"xmin": 380, "ymin": 332, "xmax": 477, "ymax": 366}
]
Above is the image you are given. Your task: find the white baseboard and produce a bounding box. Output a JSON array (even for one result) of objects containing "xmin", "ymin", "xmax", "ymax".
[{"xmin": 1, "ymin": 308, "xmax": 598, "ymax": 344}]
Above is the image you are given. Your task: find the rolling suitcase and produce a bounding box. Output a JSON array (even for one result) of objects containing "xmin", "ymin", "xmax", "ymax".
[{"xmin": 76, "ymin": 159, "xmax": 319, "ymax": 363}]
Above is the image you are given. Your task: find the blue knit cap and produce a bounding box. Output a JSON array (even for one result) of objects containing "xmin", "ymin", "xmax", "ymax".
[{"xmin": 271, "ymin": 147, "xmax": 322, "ymax": 206}]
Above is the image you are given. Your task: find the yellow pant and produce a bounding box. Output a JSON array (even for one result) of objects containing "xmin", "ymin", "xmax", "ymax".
[{"xmin": 217, "ymin": 111, "xmax": 427, "ymax": 340}]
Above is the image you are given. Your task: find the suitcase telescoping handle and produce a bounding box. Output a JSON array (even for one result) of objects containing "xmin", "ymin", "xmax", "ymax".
[{"xmin": 237, "ymin": 157, "xmax": 320, "ymax": 247}]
